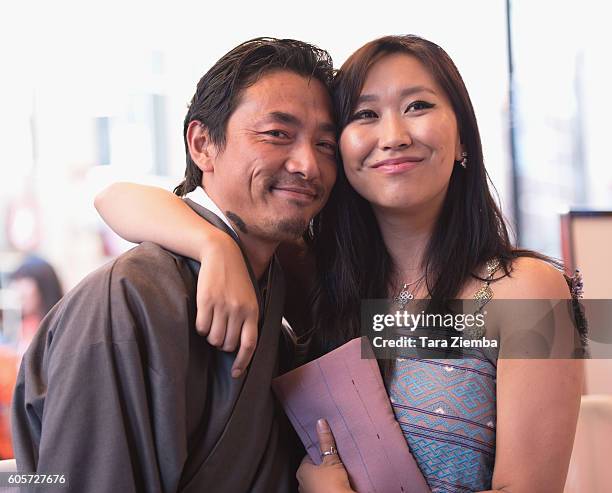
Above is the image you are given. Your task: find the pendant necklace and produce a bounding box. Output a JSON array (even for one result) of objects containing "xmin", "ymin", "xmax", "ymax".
[{"xmin": 393, "ymin": 274, "xmax": 425, "ymax": 309}]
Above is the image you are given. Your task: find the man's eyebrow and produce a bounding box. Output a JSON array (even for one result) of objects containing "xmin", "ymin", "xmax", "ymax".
[
  {"xmin": 262, "ymin": 111, "xmax": 336, "ymax": 134},
  {"xmin": 264, "ymin": 111, "xmax": 301, "ymax": 126},
  {"xmin": 356, "ymin": 85, "xmax": 437, "ymax": 104},
  {"xmin": 319, "ymin": 122, "xmax": 337, "ymax": 135}
]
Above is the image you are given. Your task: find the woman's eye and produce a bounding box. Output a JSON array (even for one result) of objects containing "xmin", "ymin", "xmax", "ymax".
[
  {"xmin": 351, "ymin": 109, "xmax": 378, "ymax": 121},
  {"xmin": 406, "ymin": 101, "xmax": 434, "ymax": 112}
]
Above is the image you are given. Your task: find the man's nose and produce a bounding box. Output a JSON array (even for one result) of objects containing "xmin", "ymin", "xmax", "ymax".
[
  {"xmin": 379, "ymin": 114, "xmax": 412, "ymax": 150},
  {"xmin": 285, "ymin": 142, "xmax": 322, "ymax": 180}
]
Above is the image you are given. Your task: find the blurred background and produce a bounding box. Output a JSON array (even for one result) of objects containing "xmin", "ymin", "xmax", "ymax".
[{"xmin": 0, "ymin": 0, "xmax": 611, "ymax": 477}]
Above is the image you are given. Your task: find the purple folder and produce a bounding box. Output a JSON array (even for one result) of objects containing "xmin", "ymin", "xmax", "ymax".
[{"xmin": 272, "ymin": 337, "xmax": 431, "ymax": 493}]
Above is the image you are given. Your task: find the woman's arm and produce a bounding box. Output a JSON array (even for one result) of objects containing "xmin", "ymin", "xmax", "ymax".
[
  {"xmin": 95, "ymin": 182, "xmax": 215, "ymax": 260},
  {"xmin": 483, "ymin": 257, "xmax": 584, "ymax": 493},
  {"xmin": 95, "ymin": 182, "xmax": 258, "ymax": 377},
  {"xmin": 485, "ymin": 359, "xmax": 582, "ymax": 493}
]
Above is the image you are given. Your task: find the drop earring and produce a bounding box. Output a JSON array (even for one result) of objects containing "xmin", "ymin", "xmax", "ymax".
[{"xmin": 460, "ymin": 151, "xmax": 468, "ymax": 169}]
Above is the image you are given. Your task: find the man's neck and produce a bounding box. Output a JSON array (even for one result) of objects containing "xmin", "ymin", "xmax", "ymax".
[
  {"xmin": 196, "ymin": 187, "xmax": 277, "ymax": 280},
  {"xmin": 235, "ymin": 233, "xmax": 278, "ymax": 280}
]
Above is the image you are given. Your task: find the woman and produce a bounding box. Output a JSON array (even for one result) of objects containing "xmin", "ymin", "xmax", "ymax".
[
  {"xmin": 9, "ymin": 256, "xmax": 64, "ymax": 347},
  {"xmin": 96, "ymin": 36, "xmax": 585, "ymax": 492},
  {"xmin": 1, "ymin": 256, "xmax": 64, "ymax": 458}
]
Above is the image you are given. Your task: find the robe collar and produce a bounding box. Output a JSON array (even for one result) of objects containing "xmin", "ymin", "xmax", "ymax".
[{"xmin": 184, "ymin": 186, "xmax": 237, "ymax": 236}]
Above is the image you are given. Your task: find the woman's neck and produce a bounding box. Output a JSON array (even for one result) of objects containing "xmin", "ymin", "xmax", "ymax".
[{"xmin": 372, "ymin": 201, "xmax": 441, "ymax": 286}]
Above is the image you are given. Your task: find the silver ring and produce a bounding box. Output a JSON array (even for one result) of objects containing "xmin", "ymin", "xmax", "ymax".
[{"xmin": 320, "ymin": 446, "xmax": 338, "ymax": 459}]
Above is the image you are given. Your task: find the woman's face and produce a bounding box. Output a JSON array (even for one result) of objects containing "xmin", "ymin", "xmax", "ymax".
[
  {"xmin": 339, "ymin": 53, "xmax": 463, "ymax": 215},
  {"xmin": 10, "ymin": 277, "xmax": 42, "ymax": 317}
]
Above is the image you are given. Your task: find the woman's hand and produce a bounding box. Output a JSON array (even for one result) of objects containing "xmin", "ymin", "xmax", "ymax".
[
  {"xmin": 296, "ymin": 419, "xmax": 354, "ymax": 493},
  {"xmin": 197, "ymin": 231, "xmax": 259, "ymax": 378},
  {"xmin": 95, "ymin": 183, "xmax": 261, "ymax": 379}
]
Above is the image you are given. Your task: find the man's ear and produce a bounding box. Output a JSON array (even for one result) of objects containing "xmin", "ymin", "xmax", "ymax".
[{"xmin": 186, "ymin": 120, "xmax": 216, "ymax": 172}]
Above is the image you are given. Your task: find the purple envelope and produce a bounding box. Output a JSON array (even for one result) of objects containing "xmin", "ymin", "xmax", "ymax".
[{"xmin": 272, "ymin": 337, "xmax": 431, "ymax": 493}]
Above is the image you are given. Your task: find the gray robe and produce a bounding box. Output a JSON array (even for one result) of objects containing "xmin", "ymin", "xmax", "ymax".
[{"xmin": 11, "ymin": 202, "xmax": 297, "ymax": 492}]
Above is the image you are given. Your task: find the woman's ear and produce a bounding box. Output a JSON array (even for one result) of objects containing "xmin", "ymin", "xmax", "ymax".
[
  {"xmin": 455, "ymin": 135, "xmax": 465, "ymax": 162},
  {"xmin": 186, "ymin": 120, "xmax": 216, "ymax": 172}
]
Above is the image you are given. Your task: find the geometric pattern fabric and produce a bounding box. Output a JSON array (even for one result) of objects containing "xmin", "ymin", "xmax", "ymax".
[{"xmin": 388, "ymin": 354, "xmax": 496, "ymax": 492}]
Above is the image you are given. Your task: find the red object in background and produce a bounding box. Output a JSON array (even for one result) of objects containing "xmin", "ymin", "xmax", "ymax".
[
  {"xmin": 0, "ymin": 347, "xmax": 19, "ymax": 458},
  {"xmin": 0, "ymin": 317, "xmax": 41, "ymax": 459}
]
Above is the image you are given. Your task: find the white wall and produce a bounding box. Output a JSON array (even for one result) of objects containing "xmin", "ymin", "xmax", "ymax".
[{"xmin": 0, "ymin": 0, "xmax": 511, "ymax": 289}]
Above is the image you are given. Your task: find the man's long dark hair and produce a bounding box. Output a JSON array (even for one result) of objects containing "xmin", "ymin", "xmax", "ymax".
[
  {"xmin": 174, "ymin": 37, "xmax": 335, "ymax": 196},
  {"xmin": 307, "ymin": 35, "xmax": 552, "ymax": 358}
]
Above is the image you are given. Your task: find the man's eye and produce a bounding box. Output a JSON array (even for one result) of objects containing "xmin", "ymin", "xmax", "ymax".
[
  {"xmin": 317, "ymin": 141, "xmax": 337, "ymax": 153},
  {"xmin": 264, "ymin": 130, "xmax": 289, "ymax": 138},
  {"xmin": 351, "ymin": 109, "xmax": 377, "ymax": 121},
  {"xmin": 406, "ymin": 101, "xmax": 435, "ymax": 112}
]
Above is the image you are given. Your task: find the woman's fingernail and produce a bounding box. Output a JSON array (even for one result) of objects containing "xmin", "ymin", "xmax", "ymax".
[{"xmin": 316, "ymin": 418, "xmax": 328, "ymax": 432}]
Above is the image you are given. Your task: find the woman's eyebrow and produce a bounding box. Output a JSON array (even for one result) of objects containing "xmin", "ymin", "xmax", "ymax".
[{"xmin": 356, "ymin": 85, "xmax": 437, "ymax": 105}]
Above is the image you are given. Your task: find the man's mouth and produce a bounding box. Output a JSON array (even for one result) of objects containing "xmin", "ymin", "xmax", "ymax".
[{"xmin": 270, "ymin": 186, "xmax": 319, "ymax": 202}]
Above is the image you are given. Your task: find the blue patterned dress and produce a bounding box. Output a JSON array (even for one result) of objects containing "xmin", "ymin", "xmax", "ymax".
[
  {"xmin": 387, "ymin": 259, "xmax": 501, "ymax": 492},
  {"xmin": 386, "ymin": 265, "xmax": 587, "ymax": 492},
  {"xmin": 388, "ymin": 353, "xmax": 497, "ymax": 492}
]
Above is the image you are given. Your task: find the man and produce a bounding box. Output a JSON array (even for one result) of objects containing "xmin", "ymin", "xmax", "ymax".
[{"xmin": 11, "ymin": 38, "xmax": 337, "ymax": 492}]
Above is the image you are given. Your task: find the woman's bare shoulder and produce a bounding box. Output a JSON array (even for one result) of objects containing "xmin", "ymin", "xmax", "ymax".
[{"xmin": 491, "ymin": 256, "xmax": 570, "ymax": 300}]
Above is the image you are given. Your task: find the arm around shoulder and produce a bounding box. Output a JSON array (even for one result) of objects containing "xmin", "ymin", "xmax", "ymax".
[
  {"xmin": 95, "ymin": 182, "xmax": 264, "ymax": 377},
  {"xmin": 95, "ymin": 182, "xmax": 222, "ymax": 261}
]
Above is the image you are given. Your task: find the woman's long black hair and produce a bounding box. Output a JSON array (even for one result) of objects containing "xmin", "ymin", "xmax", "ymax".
[
  {"xmin": 11, "ymin": 255, "xmax": 64, "ymax": 318},
  {"xmin": 307, "ymin": 35, "xmax": 553, "ymax": 358}
]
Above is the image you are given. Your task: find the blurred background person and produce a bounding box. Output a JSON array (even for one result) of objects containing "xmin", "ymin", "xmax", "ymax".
[
  {"xmin": 9, "ymin": 256, "xmax": 63, "ymax": 350},
  {"xmin": 0, "ymin": 256, "xmax": 63, "ymax": 458}
]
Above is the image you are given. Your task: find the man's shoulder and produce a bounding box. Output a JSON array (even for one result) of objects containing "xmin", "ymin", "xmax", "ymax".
[
  {"xmin": 113, "ymin": 241, "xmax": 193, "ymax": 276},
  {"xmin": 50, "ymin": 243, "xmax": 195, "ymax": 327},
  {"xmin": 64, "ymin": 242, "xmax": 194, "ymax": 299},
  {"xmin": 35, "ymin": 243, "xmax": 197, "ymax": 361},
  {"xmin": 111, "ymin": 242, "xmax": 197, "ymax": 299}
]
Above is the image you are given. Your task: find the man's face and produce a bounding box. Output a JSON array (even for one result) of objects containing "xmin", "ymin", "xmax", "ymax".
[{"xmin": 202, "ymin": 70, "xmax": 337, "ymax": 242}]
